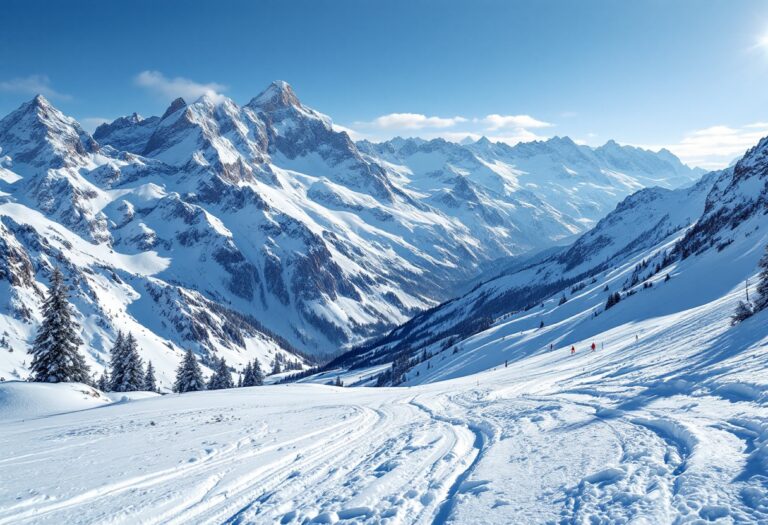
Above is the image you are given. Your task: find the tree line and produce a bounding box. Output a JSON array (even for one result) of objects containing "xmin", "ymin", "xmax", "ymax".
[{"xmin": 26, "ymin": 267, "xmax": 295, "ymax": 393}]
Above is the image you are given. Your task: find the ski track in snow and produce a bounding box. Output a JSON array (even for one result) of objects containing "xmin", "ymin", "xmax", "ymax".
[
  {"xmin": 2, "ymin": 266, "xmax": 768, "ymax": 524},
  {"xmin": 1, "ymin": 376, "xmax": 766, "ymax": 524}
]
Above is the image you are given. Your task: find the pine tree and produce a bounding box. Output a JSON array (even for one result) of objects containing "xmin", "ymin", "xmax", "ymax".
[
  {"xmin": 110, "ymin": 332, "xmax": 144, "ymax": 392},
  {"xmin": 252, "ymin": 358, "xmax": 265, "ymax": 386},
  {"xmin": 271, "ymin": 357, "xmax": 281, "ymax": 375},
  {"xmin": 242, "ymin": 362, "xmax": 255, "ymax": 387},
  {"xmin": 144, "ymin": 360, "xmax": 157, "ymax": 392},
  {"xmin": 96, "ymin": 370, "xmax": 110, "ymax": 391},
  {"xmin": 731, "ymin": 300, "xmax": 754, "ymax": 325},
  {"xmin": 173, "ymin": 349, "xmax": 205, "ymax": 393},
  {"xmin": 605, "ymin": 291, "xmax": 621, "ymax": 310},
  {"xmin": 754, "ymin": 245, "xmax": 768, "ymax": 311},
  {"xmin": 237, "ymin": 374, "xmax": 243, "ymax": 388},
  {"xmin": 208, "ymin": 357, "xmax": 234, "ymax": 390},
  {"xmin": 29, "ymin": 268, "xmax": 90, "ymax": 383},
  {"xmin": 108, "ymin": 331, "xmax": 125, "ymax": 389}
]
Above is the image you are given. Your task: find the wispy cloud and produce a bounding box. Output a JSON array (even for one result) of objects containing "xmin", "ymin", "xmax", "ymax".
[
  {"xmin": 646, "ymin": 123, "xmax": 768, "ymax": 170},
  {"xmin": 332, "ymin": 123, "xmax": 367, "ymax": 141},
  {"xmin": 481, "ymin": 114, "xmax": 552, "ymax": 131},
  {"xmin": 362, "ymin": 113, "xmax": 467, "ymax": 130},
  {"xmin": 346, "ymin": 111, "xmax": 554, "ymax": 145},
  {"xmin": 0, "ymin": 75, "xmax": 71, "ymax": 100},
  {"xmin": 135, "ymin": 70, "xmax": 227, "ymax": 103}
]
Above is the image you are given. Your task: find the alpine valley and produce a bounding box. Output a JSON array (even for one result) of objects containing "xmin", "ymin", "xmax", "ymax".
[{"xmin": 0, "ymin": 82, "xmax": 703, "ymax": 385}]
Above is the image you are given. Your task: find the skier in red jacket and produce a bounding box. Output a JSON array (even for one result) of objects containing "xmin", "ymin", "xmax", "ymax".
[
  {"xmin": 570, "ymin": 345, "xmax": 576, "ymax": 355},
  {"xmin": 591, "ymin": 342, "xmax": 596, "ymax": 352}
]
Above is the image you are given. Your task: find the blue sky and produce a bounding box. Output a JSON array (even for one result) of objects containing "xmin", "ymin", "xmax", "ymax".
[{"xmin": 1, "ymin": 0, "xmax": 767, "ymax": 169}]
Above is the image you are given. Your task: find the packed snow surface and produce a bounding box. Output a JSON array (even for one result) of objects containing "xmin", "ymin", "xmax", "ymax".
[{"xmin": 1, "ymin": 283, "xmax": 767, "ymax": 524}]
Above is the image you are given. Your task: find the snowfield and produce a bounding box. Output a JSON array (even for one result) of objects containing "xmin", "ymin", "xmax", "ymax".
[
  {"xmin": 0, "ymin": 83, "xmax": 766, "ymax": 524},
  {"xmin": 2, "ymin": 284, "xmax": 767, "ymax": 525}
]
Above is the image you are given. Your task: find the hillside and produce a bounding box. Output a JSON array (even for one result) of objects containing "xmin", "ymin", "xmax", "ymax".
[
  {"xmin": 325, "ymin": 132, "xmax": 768, "ymax": 391},
  {"xmin": 0, "ymin": 83, "xmax": 700, "ymax": 386}
]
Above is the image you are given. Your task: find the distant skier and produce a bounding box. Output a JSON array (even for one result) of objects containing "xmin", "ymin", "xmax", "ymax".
[
  {"xmin": 570, "ymin": 345, "xmax": 576, "ymax": 355},
  {"xmin": 635, "ymin": 334, "xmax": 639, "ymax": 342},
  {"xmin": 550, "ymin": 343, "xmax": 554, "ymax": 351},
  {"xmin": 505, "ymin": 360, "xmax": 508, "ymax": 368},
  {"xmin": 591, "ymin": 342, "xmax": 596, "ymax": 352}
]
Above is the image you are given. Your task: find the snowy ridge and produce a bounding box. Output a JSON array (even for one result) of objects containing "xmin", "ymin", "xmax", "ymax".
[
  {"xmin": 0, "ymin": 83, "xmax": 700, "ymax": 388},
  {"xmin": 329, "ymin": 169, "xmax": 720, "ymax": 375}
]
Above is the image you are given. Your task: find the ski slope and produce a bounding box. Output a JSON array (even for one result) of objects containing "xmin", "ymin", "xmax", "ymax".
[{"xmin": 1, "ymin": 284, "xmax": 767, "ymax": 525}]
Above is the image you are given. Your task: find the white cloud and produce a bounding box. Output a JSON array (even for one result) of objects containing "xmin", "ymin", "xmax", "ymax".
[
  {"xmin": 481, "ymin": 114, "xmax": 552, "ymax": 131},
  {"xmin": 361, "ymin": 113, "xmax": 467, "ymax": 130},
  {"xmin": 332, "ymin": 123, "xmax": 367, "ymax": 141},
  {"xmin": 0, "ymin": 75, "xmax": 71, "ymax": 100},
  {"xmin": 345, "ymin": 110, "xmax": 553, "ymax": 146},
  {"xmin": 645, "ymin": 123, "xmax": 768, "ymax": 170},
  {"xmin": 135, "ymin": 70, "xmax": 227, "ymax": 103}
]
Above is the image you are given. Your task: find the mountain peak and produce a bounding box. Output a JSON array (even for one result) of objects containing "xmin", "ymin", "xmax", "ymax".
[
  {"xmin": 0, "ymin": 94, "xmax": 98, "ymax": 168},
  {"xmin": 547, "ymin": 136, "xmax": 577, "ymax": 147},
  {"xmin": 31, "ymin": 94, "xmax": 52, "ymax": 109},
  {"xmin": 248, "ymin": 80, "xmax": 300, "ymax": 111},
  {"xmin": 161, "ymin": 97, "xmax": 187, "ymax": 120}
]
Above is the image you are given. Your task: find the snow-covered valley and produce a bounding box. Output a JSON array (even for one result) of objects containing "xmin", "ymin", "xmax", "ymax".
[
  {"xmin": 4, "ymin": 0, "xmax": 768, "ymax": 522},
  {"xmin": 4, "ymin": 144, "xmax": 768, "ymax": 520},
  {"xmin": 2, "ymin": 282, "xmax": 767, "ymax": 524},
  {"xmin": 0, "ymin": 85, "xmax": 702, "ymax": 385}
]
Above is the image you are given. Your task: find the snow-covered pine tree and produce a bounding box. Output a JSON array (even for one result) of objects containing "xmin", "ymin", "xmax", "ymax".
[
  {"xmin": 241, "ymin": 362, "xmax": 255, "ymax": 387},
  {"xmin": 252, "ymin": 358, "xmax": 265, "ymax": 386},
  {"xmin": 97, "ymin": 370, "xmax": 110, "ymax": 391},
  {"xmin": 108, "ymin": 331, "xmax": 125, "ymax": 390},
  {"xmin": 210, "ymin": 357, "xmax": 234, "ymax": 390},
  {"xmin": 110, "ymin": 332, "xmax": 144, "ymax": 392},
  {"xmin": 731, "ymin": 300, "xmax": 754, "ymax": 325},
  {"xmin": 754, "ymin": 245, "xmax": 768, "ymax": 311},
  {"xmin": 218, "ymin": 358, "xmax": 233, "ymax": 389},
  {"xmin": 271, "ymin": 357, "xmax": 282, "ymax": 375},
  {"xmin": 29, "ymin": 268, "xmax": 90, "ymax": 383},
  {"xmin": 605, "ymin": 291, "xmax": 621, "ymax": 310},
  {"xmin": 144, "ymin": 360, "xmax": 157, "ymax": 392},
  {"xmin": 124, "ymin": 333, "xmax": 145, "ymax": 390},
  {"xmin": 206, "ymin": 368, "xmax": 217, "ymax": 390},
  {"xmin": 174, "ymin": 349, "xmax": 205, "ymax": 393}
]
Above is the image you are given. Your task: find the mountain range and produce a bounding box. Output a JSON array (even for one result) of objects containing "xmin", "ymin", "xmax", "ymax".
[
  {"xmin": 325, "ymin": 131, "xmax": 768, "ymax": 387},
  {"xmin": 0, "ymin": 81, "xmax": 703, "ymax": 386}
]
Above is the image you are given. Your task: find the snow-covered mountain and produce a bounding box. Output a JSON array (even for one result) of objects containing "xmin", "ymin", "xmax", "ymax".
[
  {"xmin": 0, "ymin": 82, "xmax": 701, "ymax": 387},
  {"xmin": 325, "ymin": 133, "xmax": 768, "ymax": 388},
  {"xmin": 358, "ymin": 135, "xmax": 702, "ymax": 252}
]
